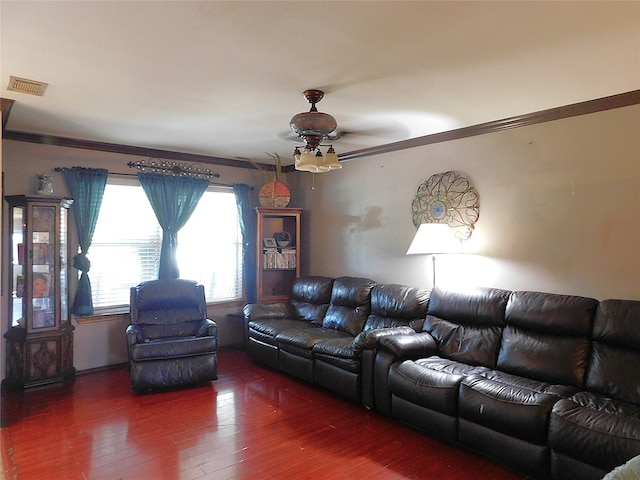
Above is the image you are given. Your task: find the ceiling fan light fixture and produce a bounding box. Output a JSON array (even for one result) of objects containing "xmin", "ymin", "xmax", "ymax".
[
  {"xmin": 289, "ymin": 89, "xmax": 341, "ymax": 173},
  {"xmin": 294, "ymin": 145, "xmax": 340, "ymax": 173}
]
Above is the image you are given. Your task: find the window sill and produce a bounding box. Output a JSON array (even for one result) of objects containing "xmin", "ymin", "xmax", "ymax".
[
  {"xmin": 75, "ymin": 313, "xmax": 128, "ymax": 325},
  {"xmin": 75, "ymin": 298, "xmax": 245, "ymax": 325}
]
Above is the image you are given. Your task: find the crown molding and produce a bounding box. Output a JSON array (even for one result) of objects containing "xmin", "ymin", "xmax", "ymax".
[{"xmin": 339, "ymin": 90, "xmax": 640, "ymax": 161}]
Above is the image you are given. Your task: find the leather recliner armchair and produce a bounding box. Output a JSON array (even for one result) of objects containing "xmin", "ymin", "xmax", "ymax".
[{"xmin": 126, "ymin": 279, "xmax": 218, "ymax": 391}]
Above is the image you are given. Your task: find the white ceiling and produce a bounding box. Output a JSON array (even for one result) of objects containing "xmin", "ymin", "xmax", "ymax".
[{"xmin": 1, "ymin": 1, "xmax": 639, "ymax": 166}]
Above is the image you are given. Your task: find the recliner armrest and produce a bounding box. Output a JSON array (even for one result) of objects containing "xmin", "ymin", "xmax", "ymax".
[
  {"xmin": 353, "ymin": 326, "xmax": 416, "ymax": 351},
  {"xmin": 125, "ymin": 324, "xmax": 143, "ymax": 346},
  {"xmin": 203, "ymin": 318, "xmax": 217, "ymax": 337},
  {"xmin": 243, "ymin": 303, "xmax": 296, "ymax": 320},
  {"xmin": 378, "ymin": 332, "xmax": 437, "ymax": 359}
]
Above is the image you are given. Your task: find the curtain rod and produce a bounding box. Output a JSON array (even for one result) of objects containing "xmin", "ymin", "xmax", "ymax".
[{"xmin": 54, "ymin": 167, "xmax": 253, "ymax": 190}]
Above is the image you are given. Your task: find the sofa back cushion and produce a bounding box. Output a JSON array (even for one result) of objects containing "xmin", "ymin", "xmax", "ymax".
[
  {"xmin": 586, "ymin": 299, "xmax": 640, "ymax": 404},
  {"xmin": 363, "ymin": 283, "xmax": 429, "ymax": 331},
  {"xmin": 497, "ymin": 291, "xmax": 597, "ymax": 387},
  {"xmin": 322, "ymin": 276, "xmax": 376, "ymax": 336},
  {"xmin": 423, "ymin": 286, "xmax": 511, "ymax": 368},
  {"xmin": 130, "ymin": 279, "xmax": 207, "ymax": 325},
  {"xmin": 290, "ymin": 276, "xmax": 335, "ymax": 323}
]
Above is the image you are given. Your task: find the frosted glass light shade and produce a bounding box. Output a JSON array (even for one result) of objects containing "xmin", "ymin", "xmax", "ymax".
[
  {"xmin": 296, "ymin": 149, "xmax": 318, "ymax": 172},
  {"xmin": 315, "ymin": 150, "xmax": 330, "ymax": 173},
  {"xmin": 323, "ymin": 147, "xmax": 342, "ymax": 170},
  {"xmin": 406, "ymin": 223, "xmax": 461, "ymax": 255}
]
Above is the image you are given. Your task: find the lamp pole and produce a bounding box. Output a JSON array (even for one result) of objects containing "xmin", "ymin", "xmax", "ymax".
[{"xmin": 432, "ymin": 255, "xmax": 437, "ymax": 288}]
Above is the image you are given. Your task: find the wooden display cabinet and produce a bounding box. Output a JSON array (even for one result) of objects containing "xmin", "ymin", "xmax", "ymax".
[
  {"xmin": 3, "ymin": 195, "xmax": 75, "ymax": 391},
  {"xmin": 255, "ymin": 207, "xmax": 301, "ymax": 304}
]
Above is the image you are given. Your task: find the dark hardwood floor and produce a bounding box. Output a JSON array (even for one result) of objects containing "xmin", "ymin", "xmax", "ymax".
[{"xmin": 1, "ymin": 348, "xmax": 532, "ymax": 479}]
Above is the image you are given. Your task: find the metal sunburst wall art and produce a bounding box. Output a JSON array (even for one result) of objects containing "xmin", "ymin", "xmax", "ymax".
[{"xmin": 411, "ymin": 171, "xmax": 480, "ymax": 241}]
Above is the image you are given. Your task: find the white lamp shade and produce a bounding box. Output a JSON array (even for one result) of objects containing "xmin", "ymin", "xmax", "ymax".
[{"xmin": 406, "ymin": 223, "xmax": 461, "ymax": 255}]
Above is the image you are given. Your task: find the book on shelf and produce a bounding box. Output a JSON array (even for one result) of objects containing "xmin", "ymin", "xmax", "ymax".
[{"xmin": 263, "ymin": 247, "xmax": 296, "ymax": 269}]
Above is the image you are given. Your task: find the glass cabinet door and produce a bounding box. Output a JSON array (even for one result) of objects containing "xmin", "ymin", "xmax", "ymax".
[
  {"xmin": 10, "ymin": 205, "xmax": 25, "ymax": 328},
  {"xmin": 30, "ymin": 204, "xmax": 57, "ymax": 331},
  {"xmin": 60, "ymin": 206, "xmax": 69, "ymax": 324},
  {"xmin": 6, "ymin": 196, "xmax": 71, "ymax": 332}
]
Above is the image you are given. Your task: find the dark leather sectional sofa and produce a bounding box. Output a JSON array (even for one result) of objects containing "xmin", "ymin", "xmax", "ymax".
[
  {"xmin": 243, "ymin": 276, "xmax": 640, "ymax": 480},
  {"xmin": 244, "ymin": 276, "xmax": 429, "ymax": 405}
]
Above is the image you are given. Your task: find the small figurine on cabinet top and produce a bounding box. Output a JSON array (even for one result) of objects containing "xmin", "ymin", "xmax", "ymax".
[{"xmin": 36, "ymin": 174, "xmax": 54, "ymax": 195}]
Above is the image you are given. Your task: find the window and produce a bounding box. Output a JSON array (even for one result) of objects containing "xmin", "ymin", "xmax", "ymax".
[{"xmin": 89, "ymin": 178, "xmax": 242, "ymax": 311}]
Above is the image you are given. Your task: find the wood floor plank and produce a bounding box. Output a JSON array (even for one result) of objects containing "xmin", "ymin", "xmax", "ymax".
[{"xmin": 1, "ymin": 348, "xmax": 531, "ymax": 479}]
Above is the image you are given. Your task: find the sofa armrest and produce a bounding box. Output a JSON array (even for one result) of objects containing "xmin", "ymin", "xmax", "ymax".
[
  {"xmin": 353, "ymin": 326, "xmax": 416, "ymax": 351},
  {"xmin": 378, "ymin": 332, "xmax": 437, "ymax": 359},
  {"xmin": 243, "ymin": 302, "xmax": 296, "ymax": 320}
]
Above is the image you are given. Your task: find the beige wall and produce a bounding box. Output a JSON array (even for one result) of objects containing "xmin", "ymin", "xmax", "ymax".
[
  {"xmin": 292, "ymin": 105, "xmax": 640, "ymax": 301},
  {"xmin": 1, "ymin": 104, "xmax": 639, "ymax": 374}
]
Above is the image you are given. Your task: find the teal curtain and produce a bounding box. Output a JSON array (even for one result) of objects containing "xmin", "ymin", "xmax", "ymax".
[
  {"xmin": 233, "ymin": 183, "xmax": 257, "ymax": 303},
  {"xmin": 138, "ymin": 172, "xmax": 209, "ymax": 279},
  {"xmin": 61, "ymin": 167, "xmax": 108, "ymax": 316}
]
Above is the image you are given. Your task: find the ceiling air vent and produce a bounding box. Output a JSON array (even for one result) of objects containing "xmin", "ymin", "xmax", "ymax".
[{"xmin": 7, "ymin": 76, "xmax": 48, "ymax": 96}]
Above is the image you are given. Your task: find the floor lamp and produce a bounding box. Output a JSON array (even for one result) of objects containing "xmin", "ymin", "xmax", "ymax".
[{"xmin": 406, "ymin": 223, "xmax": 461, "ymax": 288}]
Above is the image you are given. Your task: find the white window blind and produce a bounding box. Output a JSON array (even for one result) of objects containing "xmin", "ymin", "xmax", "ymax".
[{"xmin": 88, "ymin": 179, "xmax": 242, "ymax": 311}]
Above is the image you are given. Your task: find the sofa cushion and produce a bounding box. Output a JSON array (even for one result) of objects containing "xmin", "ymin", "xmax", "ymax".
[
  {"xmin": 313, "ymin": 336, "xmax": 358, "ymax": 359},
  {"xmin": 248, "ymin": 328, "xmax": 279, "ymax": 347},
  {"xmin": 135, "ymin": 319, "xmax": 214, "ymax": 341},
  {"xmin": 249, "ymin": 318, "xmax": 318, "ymax": 339},
  {"xmin": 313, "ymin": 336, "xmax": 361, "ymax": 373},
  {"xmin": 243, "ymin": 302, "xmax": 296, "ymax": 320},
  {"xmin": 277, "ymin": 327, "xmax": 353, "ymax": 359},
  {"xmin": 131, "ymin": 279, "xmax": 207, "ymax": 325},
  {"xmin": 459, "ymin": 370, "xmax": 577, "ymax": 444},
  {"xmin": 322, "ymin": 277, "xmax": 375, "ymax": 336},
  {"xmin": 428, "ymin": 286, "xmax": 511, "ymax": 327},
  {"xmin": 423, "ymin": 287, "xmax": 510, "ymax": 368},
  {"xmin": 586, "ymin": 299, "xmax": 640, "ymax": 404},
  {"xmin": 363, "ymin": 283, "xmax": 429, "ymax": 331},
  {"xmin": 389, "ymin": 357, "xmax": 490, "ymax": 416},
  {"xmin": 497, "ymin": 291, "xmax": 597, "ymax": 387},
  {"xmin": 134, "ymin": 278, "xmax": 202, "ymax": 310},
  {"xmin": 549, "ymin": 391, "xmax": 640, "ymax": 473},
  {"xmin": 290, "ymin": 276, "xmax": 335, "ymax": 323},
  {"xmin": 131, "ymin": 336, "xmax": 217, "ymax": 361}
]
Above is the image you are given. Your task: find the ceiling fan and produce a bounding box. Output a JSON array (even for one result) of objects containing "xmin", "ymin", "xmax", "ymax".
[
  {"xmin": 284, "ymin": 89, "xmax": 410, "ymax": 172},
  {"xmin": 288, "ymin": 89, "xmax": 341, "ymax": 173}
]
